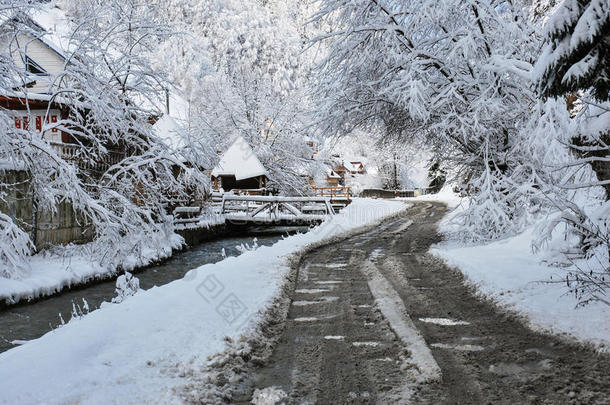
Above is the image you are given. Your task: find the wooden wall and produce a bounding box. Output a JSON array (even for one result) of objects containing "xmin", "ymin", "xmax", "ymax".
[{"xmin": 0, "ymin": 169, "xmax": 93, "ymax": 250}]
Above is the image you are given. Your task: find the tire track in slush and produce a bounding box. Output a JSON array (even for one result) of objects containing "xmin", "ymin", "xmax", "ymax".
[
  {"xmin": 246, "ymin": 202, "xmax": 610, "ymax": 404},
  {"xmin": 248, "ymin": 207, "xmax": 433, "ymax": 404}
]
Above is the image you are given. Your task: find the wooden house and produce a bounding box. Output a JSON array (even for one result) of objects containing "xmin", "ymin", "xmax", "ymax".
[
  {"xmin": 1, "ymin": 14, "xmax": 66, "ymax": 95},
  {"xmin": 0, "ymin": 15, "xmax": 69, "ymax": 143},
  {"xmin": 0, "ymin": 14, "xmax": 133, "ymax": 176},
  {"xmin": 211, "ymin": 137, "xmax": 269, "ymax": 192},
  {"xmin": 349, "ymin": 161, "xmax": 366, "ymax": 174},
  {"xmin": 326, "ymin": 169, "xmax": 342, "ymax": 186},
  {"xmin": 333, "ymin": 162, "xmax": 349, "ymax": 179}
]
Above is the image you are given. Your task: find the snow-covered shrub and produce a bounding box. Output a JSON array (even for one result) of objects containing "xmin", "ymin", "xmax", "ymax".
[
  {"xmin": 0, "ymin": 212, "xmax": 33, "ymax": 278},
  {"xmin": 235, "ymin": 238, "xmax": 259, "ymax": 254},
  {"xmin": 70, "ymin": 298, "xmax": 91, "ymax": 321},
  {"xmin": 112, "ymin": 272, "xmax": 141, "ymax": 304}
]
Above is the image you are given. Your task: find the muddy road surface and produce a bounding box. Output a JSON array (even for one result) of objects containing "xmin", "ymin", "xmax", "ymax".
[{"xmin": 242, "ymin": 202, "xmax": 610, "ymax": 404}]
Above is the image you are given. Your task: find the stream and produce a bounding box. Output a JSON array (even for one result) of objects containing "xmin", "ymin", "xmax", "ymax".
[{"xmin": 0, "ymin": 231, "xmax": 295, "ymax": 354}]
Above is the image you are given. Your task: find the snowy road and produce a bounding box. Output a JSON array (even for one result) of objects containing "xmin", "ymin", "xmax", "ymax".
[{"xmin": 239, "ymin": 202, "xmax": 610, "ymax": 404}]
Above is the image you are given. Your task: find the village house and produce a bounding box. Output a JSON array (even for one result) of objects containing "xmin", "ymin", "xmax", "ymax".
[
  {"xmin": 0, "ymin": 14, "xmax": 132, "ymax": 175},
  {"xmin": 326, "ymin": 169, "xmax": 342, "ymax": 186},
  {"xmin": 310, "ymin": 168, "xmax": 342, "ymax": 188},
  {"xmin": 0, "ymin": 14, "xmax": 188, "ymax": 247},
  {"xmin": 0, "ymin": 15, "xmax": 125, "ymax": 248},
  {"xmin": 333, "ymin": 161, "xmax": 349, "ymax": 179},
  {"xmin": 211, "ymin": 136, "xmax": 269, "ymax": 194},
  {"xmin": 1, "ymin": 14, "xmax": 66, "ymax": 94},
  {"xmin": 348, "ymin": 161, "xmax": 365, "ymax": 174},
  {"xmin": 331, "ymin": 159, "xmax": 366, "ymax": 180},
  {"xmin": 1, "ymin": 15, "xmax": 68, "ymax": 142}
]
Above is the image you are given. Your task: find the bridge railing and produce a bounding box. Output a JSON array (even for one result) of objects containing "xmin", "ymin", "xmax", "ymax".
[
  {"xmin": 311, "ymin": 186, "xmax": 351, "ymax": 202},
  {"xmin": 172, "ymin": 206, "xmax": 224, "ymax": 230},
  {"xmin": 221, "ymin": 195, "xmax": 335, "ymax": 225}
]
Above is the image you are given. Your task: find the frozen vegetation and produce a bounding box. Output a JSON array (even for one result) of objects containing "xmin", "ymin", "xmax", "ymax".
[
  {"xmin": 2, "ymin": 0, "xmax": 609, "ymax": 307},
  {"xmin": 0, "ymin": 229, "xmax": 184, "ymax": 305}
]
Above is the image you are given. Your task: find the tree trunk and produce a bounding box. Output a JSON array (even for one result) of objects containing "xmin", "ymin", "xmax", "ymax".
[{"xmin": 571, "ymin": 134, "xmax": 610, "ymax": 201}]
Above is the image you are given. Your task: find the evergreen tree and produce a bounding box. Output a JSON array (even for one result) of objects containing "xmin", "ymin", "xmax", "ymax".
[{"xmin": 538, "ymin": 0, "xmax": 610, "ymax": 101}]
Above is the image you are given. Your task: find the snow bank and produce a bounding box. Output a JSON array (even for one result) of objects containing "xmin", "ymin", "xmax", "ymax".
[
  {"xmin": 429, "ymin": 194, "xmax": 610, "ymax": 349},
  {"xmin": 0, "ymin": 230, "xmax": 184, "ymax": 306},
  {"xmin": 0, "ymin": 198, "xmax": 406, "ymax": 405},
  {"xmin": 410, "ymin": 187, "xmax": 464, "ymax": 208}
]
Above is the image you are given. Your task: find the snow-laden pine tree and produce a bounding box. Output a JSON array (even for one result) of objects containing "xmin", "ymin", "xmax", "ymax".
[
  {"xmin": 538, "ymin": 0, "xmax": 610, "ymax": 101},
  {"xmin": 532, "ymin": 0, "xmax": 610, "ymax": 305}
]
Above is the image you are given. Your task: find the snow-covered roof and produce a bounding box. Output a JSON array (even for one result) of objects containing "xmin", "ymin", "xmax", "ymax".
[
  {"xmin": 211, "ymin": 136, "xmax": 268, "ymax": 180},
  {"xmin": 131, "ymin": 89, "xmax": 191, "ymax": 127},
  {"xmin": 342, "ymin": 161, "xmax": 364, "ymax": 172},
  {"xmin": 0, "ymin": 90, "xmax": 72, "ymax": 105},
  {"xmin": 152, "ymin": 114, "xmax": 188, "ymax": 150},
  {"xmin": 30, "ymin": 5, "xmax": 77, "ymax": 55},
  {"xmin": 345, "ymin": 162, "xmax": 357, "ymax": 172},
  {"xmin": 328, "ymin": 169, "xmax": 341, "ymax": 179}
]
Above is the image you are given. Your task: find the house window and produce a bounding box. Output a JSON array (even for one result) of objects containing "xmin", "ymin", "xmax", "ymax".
[
  {"xmin": 14, "ymin": 117, "xmax": 21, "ymax": 129},
  {"xmin": 51, "ymin": 115, "xmax": 57, "ymax": 132},
  {"xmin": 22, "ymin": 116, "xmax": 29, "ymax": 130},
  {"xmin": 24, "ymin": 56, "xmax": 48, "ymax": 75},
  {"xmin": 35, "ymin": 116, "xmax": 42, "ymax": 131}
]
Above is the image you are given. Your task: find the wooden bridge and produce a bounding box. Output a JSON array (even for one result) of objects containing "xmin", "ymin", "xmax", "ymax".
[
  {"xmin": 173, "ymin": 193, "xmax": 347, "ymax": 229},
  {"xmin": 220, "ymin": 195, "xmax": 335, "ymax": 226}
]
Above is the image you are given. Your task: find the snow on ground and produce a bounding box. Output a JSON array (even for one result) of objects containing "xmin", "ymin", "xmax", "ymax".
[
  {"xmin": 0, "ymin": 232, "xmax": 183, "ymax": 306},
  {"xmin": 1, "ymin": 212, "xmax": 225, "ymax": 305},
  {"xmin": 426, "ymin": 192, "xmax": 610, "ymax": 349},
  {"xmin": 409, "ymin": 187, "xmax": 464, "ymax": 208},
  {"xmin": 0, "ymin": 198, "xmax": 406, "ymax": 405}
]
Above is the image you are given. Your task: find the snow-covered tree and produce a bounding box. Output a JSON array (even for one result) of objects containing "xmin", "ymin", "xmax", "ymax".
[
  {"xmin": 532, "ymin": 0, "xmax": 610, "ymax": 305},
  {"xmin": 0, "ymin": 1, "xmax": 209, "ymax": 276},
  {"xmin": 312, "ymin": 0, "xmax": 539, "ymax": 239},
  {"xmin": 537, "ymin": 0, "xmax": 610, "ymax": 101}
]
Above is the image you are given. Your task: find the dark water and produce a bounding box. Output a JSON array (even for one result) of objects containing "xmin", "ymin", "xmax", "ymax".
[{"xmin": 0, "ymin": 231, "xmax": 295, "ymax": 353}]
